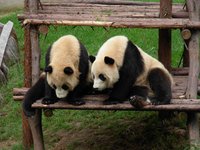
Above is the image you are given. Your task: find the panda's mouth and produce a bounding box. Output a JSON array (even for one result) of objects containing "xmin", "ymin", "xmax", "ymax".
[{"xmin": 55, "ymin": 88, "xmax": 68, "ymax": 98}]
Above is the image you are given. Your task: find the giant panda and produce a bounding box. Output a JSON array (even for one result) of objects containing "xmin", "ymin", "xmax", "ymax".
[
  {"xmin": 23, "ymin": 35, "xmax": 92, "ymax": 117},
  {"xmin": 90, "ymin": 35, "xmax": 173, "ymax": 105},
  {"xmin": 43, "ymin": 35, "xmax": 92, "ymax": 105}
]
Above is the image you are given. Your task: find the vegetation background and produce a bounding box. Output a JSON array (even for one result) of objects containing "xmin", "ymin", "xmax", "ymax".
[{"xmin": 0, "ymin": 0, "xmax": 192, "ymax": 149}]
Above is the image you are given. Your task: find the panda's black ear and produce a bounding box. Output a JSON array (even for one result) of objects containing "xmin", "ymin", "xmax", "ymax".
[
  {"xmin": 64, "ymin": 67, "xmax": 74, "ymax": 75},
  {"xmin": 45, "ymin": 65, "xmax": 53, "ymax": 73},
  {"xmin": 104, "ymin": 56, "xmax": 114, "ymax": 65},
  {"xmin": 89, "ymin": 55, "xmax": 95, "ymax": 63}
]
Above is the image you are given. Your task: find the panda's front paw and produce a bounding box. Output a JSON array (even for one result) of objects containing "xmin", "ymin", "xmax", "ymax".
[
  {"xmin": 68, "ymin": 99, "xmax": 85, "ymax": 106},
  {"xmin": 103, "ymin": 99, "xmax": 121, "ymax": 105},
  {"xmin": 42, "ymin": 97, "xmax": 58, "ymax": 105},
  {"xmin": 151, "ymin": 100, "xmax": 160, "ymax": 105}
]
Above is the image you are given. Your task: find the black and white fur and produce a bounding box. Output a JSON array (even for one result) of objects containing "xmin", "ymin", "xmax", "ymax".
[
  {"xmin": 23, "ymin": 73, "xmax": 46, "ymax": 117},
  {"xmin": 43, "ymin": 35, "xmax": 92, "ymax": 105},
  {"xmin": 90, "ymin": 35, "xmax": 173, "ymax": 105},
  {"xmin": 23, "ymin": 35, "xmax": 92, "ymax": 116}
]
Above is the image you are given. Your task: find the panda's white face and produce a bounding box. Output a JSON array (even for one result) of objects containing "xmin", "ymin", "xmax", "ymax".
[
  {"xmin": 45, "ymin": 35, "xmax": 82, "ymax": 98},
  {"xmin": 46, "ymin": 65, "xmax": 79, "ymax": 98},
  {"xmin": 93, "ymin": 73, "xmax": 108, "ymax": 91},
  {"xmin": 91, "ymin": 57, "xmax": 119, "ymax": 91}
]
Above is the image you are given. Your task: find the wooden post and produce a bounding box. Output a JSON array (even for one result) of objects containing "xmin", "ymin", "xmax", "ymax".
[
  {"xmin": 22, "ymin": 0, "xmax": 39, "ymax": 149},
  {"xmin": 183, "ymin": 40, "xmax": 189, "ymax": 67},
  {"xmin": 181, "ymin": 29, "xmax": 190, "ymax": 67},
  {"xmin": 186, "ymin": 0, "xmax": 200, "ymax": 147},
  {"xmin": 30, "ymin": 25, "xmax": 40, "ymax": 85},
  {"xmin": 158, "ymin": 0, "xmax": 172, "ymax": 72}
]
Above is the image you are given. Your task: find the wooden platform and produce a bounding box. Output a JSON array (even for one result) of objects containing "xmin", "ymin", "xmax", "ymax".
[
  {"xmin": 18, "ymin": 0, "xmax": 200, "ymax": 29},
  {"xmin": 14, "ymin": 76, "xmax": 200, "ymax": 112},
  {"xmin": 16, "ymin": 0, "xmax": 200, "ymax": 149},
  {"xmin": 32, "ymin": 99, "xmax": 200, "ymax": 112}
]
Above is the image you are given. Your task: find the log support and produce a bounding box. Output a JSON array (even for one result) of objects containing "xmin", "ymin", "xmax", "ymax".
[
  {"xmin": 186, "ymin": 0, "xmax": 200, "ymax": 147},
  {"xmin": 187, "ymin": 113, "xmax": 200, "ymax": 147},
  {"xmin": 158, "ymin": 0, "xmax": 172, "ymax": 72},
  {"xmin": 23, "ymin": 0, "xmax": 40, "ymax": 149},
  {"xmin": 27, "ymin": 110, "xmax": 44, "ymax": 150}
]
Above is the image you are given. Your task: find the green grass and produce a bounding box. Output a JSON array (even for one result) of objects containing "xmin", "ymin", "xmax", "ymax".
[{"xmin": 0, "ymin": 2, "xmax": 190, "ymax": 149}]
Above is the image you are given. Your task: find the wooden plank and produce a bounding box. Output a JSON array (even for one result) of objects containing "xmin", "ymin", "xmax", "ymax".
[
  {"xmin": 171, "ymin": 67, "xmax": 189, "ymax": 75},
  {"xmin": 31, "ymin": 99, "xmax": 200, "ymax": 112},
  {"xmin": 21, "ymin": 18, "xmax": 200, "ymax": 29},
  {"xmin": 13, "ymin": 76, "xmax": 190, "ymax": 100},
  {"xmin": 0, "ymin": 21, "xmax": 13, "ymax": 66},
  {"xmin": 41, "ymin": 0, "xmax": 160, "ymax": 6}
]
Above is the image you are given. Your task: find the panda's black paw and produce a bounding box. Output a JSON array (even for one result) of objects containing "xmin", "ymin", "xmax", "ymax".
[
  {"xmin": 42, "ymin": 97, "xmax": 58, "ymax": 105},
  {"xmin": 129, "ymin": 95, "xmax": 149, "ymax": 108},
  {"xmin": 151, "ymin": 100, "xmax": 160, "ymax": 105},
  {"xmin": 103, "ymin": 99, "xmax": 121, "ymax": 105},
  {"xmin": 68, "ymin": 99, "xmax": 85, "ymax": 106}
]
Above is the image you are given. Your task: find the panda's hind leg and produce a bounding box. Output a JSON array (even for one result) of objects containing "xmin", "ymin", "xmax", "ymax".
[
  {"xmin": 147, "ymin": 68, "xmax": 172, "ymax": 105},
  {"xmin": 129, "ymin": 86, "xmax": 149, "ymax": 99}
]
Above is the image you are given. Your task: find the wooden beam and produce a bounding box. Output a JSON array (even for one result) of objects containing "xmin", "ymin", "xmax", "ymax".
[
  {"xmin": 186, "ymin": 1, "xmax": 200, "ymax": 103},
  {"xmin": 24, "ymin": 25, "xmax": 32, "ymax": 87},
  {"xmin": 20, "ymin": 18, "xmax": 200, "ymax": 29},
  {"xmin": 30, "ymin": 99, "xmax": 200, "ymax": 112},
  {"xmin": 186, "ymin": 0, "xmax": 200, "ymax": 147},
  {"xmin": 183, "ymin": 40, "xmax": 189, "ymax": 67},
  {"xmin": 30, "ymin": 26, "xmax": 40, "ymax": 85},
  {"xmin": 27, "ymin": 110, "xmax": 44, "ymax": 150},
  {"xmin": 23, "ymin": 25, "xmax": 33, "ymax": 150},
  {"xmin": 158, "ymin": 0, "xmax": 172, "ymax": 71},
  {"xmin": 24, "ymin": 1, "xmax": 40, "ymax": 148}
]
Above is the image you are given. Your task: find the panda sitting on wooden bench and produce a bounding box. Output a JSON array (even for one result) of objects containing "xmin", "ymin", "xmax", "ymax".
[{"xmin": 89, "ymin": 35, "xmax": 173, "ymax": 106}]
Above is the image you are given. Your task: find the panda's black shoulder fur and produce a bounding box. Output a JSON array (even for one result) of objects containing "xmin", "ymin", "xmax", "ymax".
[
  {"xmin": 78, "ymin": 41, "xmax": 89, "ymax": 81},
  {"xmin": 23, "ymin": 74, "xmax": 45, "ymax": 117},
  {"xmin": 120, "ymin": 40, "xmax": 144, "ymax": 83},
  {"xmin": 45, "ymin": 45, "xmax": 51, "ymax": 67},
  {"xmin": 108, "ymin": 40, "xmax": 144, "ymax": 100}
]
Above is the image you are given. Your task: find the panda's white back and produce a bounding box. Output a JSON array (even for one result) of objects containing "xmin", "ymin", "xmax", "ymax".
[
  {"xmin": 96, "ymin": 35, "xmax": 128, "ymax": 68},
  {"xmin": 50, "ymin": 35, "xmax": 80, "ymax": 68},
  {"xmin": 135, "ymin": 45, "xmax": 173, "ymax": 86},
  {"xmin": 47, "ymin": 35, "xmax": 81, "ymax": 89}
]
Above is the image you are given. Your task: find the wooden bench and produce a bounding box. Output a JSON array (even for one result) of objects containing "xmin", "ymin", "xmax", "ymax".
[{"xmin": 16, "ymin": 0, "xmax": 200, "ymax": 149}]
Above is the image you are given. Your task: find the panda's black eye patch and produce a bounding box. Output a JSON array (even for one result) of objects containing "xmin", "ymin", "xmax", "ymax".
[
  {"xmin": 99, "ymin": 74, "xmax": 106, "ymax": 81},
  {"xmin": 52, "ymin": 84, "xmax": 56, "ymax": 89},
  {"xmin": 62, "ymin": 84, "xmax": 69, "ymax": 90},
  {"xmin": 64, "ymin": 67, "xmax": 74, "ymax": 75},
  {"xmin": 45, "ymin": 65, "xmax": 53, "ymax": 73}
]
